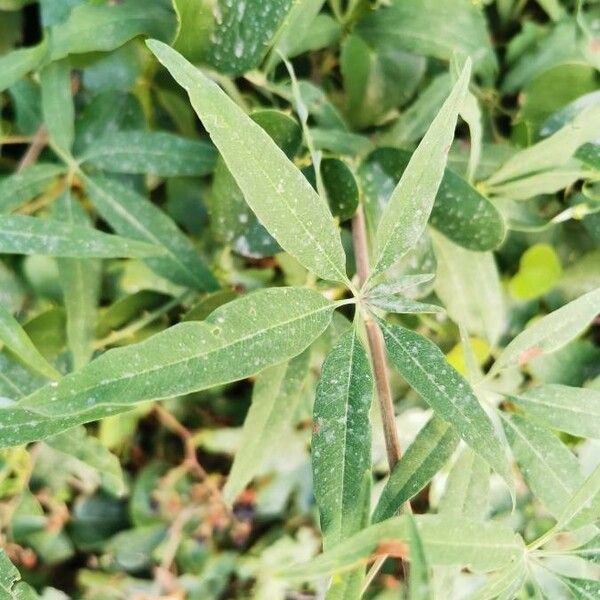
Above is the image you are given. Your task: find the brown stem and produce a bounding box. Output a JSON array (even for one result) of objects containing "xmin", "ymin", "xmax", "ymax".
[
  {"xmin": 17, "ymin": 126, "xmax": 48, "ymax": 172},
  {"xmin": 351, "ymin": 206, "xmax": 412, "ymax": 592},
  {"xmin": 351, "ymin": 206, "xmax": 402, "ymax": 469}
]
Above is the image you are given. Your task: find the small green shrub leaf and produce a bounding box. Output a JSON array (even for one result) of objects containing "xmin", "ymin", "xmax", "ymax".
[
  {"xmin": 223, "ymin": 350, "xmax": 311, "ymax": 506},
  {"xmin": 147, "ymin": 40, "xmax": 349, "ymax": 284},
  {"xmin": 0, "ymin": 305, "xmax": 61, "ymax": 381},
  {"xmin": 490, "ymin": 288, "xmax": 600, "ymax": 375},
  {"xmin": 279, "ymin": 515, "xmax": 524, "ymax": 579},
  {"xmin": 312, "ymin": 329, "xmax": 373, "ymax": 547},
  {"xmin": 0, "ymin": 215, "xmax": 164, "ymax": 258},
  {"xmin": 372, "ymin": 417, "xmax": 459, "ymax": 523},
  {"xmin": 378, "ymin": 320, "xmax": 512, "ymax": 488},
  {"xmin": 78, "ymin": 131, "xmax": 217, "ymax": 176},
  {"xmin": 82, "ymin": 175, "xmax": 218, "ymax": 291},
  {"xmin": 371, "ymin": 61, "xmax": 471, "ymax": 279},
  {"xmin": 19, "ymin": 288, "xmax": 334, "ymax": 420},
  {"xmin": 510, "ymin": 384, "xmax": 600, "ymax": 439}
]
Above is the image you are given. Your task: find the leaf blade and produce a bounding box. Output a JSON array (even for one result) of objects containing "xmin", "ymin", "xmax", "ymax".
[
  {"xmin": 82, "ymin": 175, "xmax": 218, "ymax": 291},
  {"xmin": 378, "ymin": 320, "xmax": 512, "ymax": 488},
  {"xmin": 312, "ymin": 328, "xmax": 373, "ymax": 547},
  {"xmin": 371, "ymin": 61, "xmax": 471, "ymax": 278},
  {"xmin": 147, "ymin": 39, "xmax": 349, "ymax": 284},
  {"xmin": 0, "ymin": 215, "xmax": 164, "ymax": 258}
]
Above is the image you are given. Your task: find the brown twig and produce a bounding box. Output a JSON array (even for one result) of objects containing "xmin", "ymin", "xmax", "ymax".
[
  {"xmin": 16, "ymin": 125, "xmax": 48, "ymax": 172},
  {"xmin": 351, "ymin": 206, "xmax": 402, "ymax": 468},
  {"xmin": 351, "ymin": 205, "xmax": 412, "ymax": 592}
]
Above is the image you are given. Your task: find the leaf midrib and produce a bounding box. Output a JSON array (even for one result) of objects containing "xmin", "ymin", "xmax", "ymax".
[{"xmin": 22, "ymin": 302, "xmax": 333, "ymax": 416}]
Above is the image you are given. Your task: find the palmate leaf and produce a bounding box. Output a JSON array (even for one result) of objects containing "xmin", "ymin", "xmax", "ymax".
[
  {"xmin": 377, "ymin": 319, "xmax": 513, "ymax": 489},
  {"xmin": 0, "ymin": 305, "xmax": 60, "ymax": 381},
  {"xmin": 489, "ymin": 287, "xmax": 600, "ymax": 376},
  {"xmin": 82, "ymin": 175, "xmax": 218, "ymax": 291},
  {"xmin": 0, "ymin": 215, "xmax": 163, "ymax": 258},
  {"xmin": 510, "ymin": 384, "xmax": 600, "ymax": 439},
  {"xmin": 78, "ymin": 131, "xmax": 217, "ymax": 177},
  {"xmin": 10, "ymin": 288, "xmax": 334, "ymax": 439},
  {"xmin": 147, "ymin": 39, "xmax": 349, "ymax": 285},
  {"xmin": 278, "ymin": 515, "xmax": 524, "ymax": 579},
  {"xmin": 370, "ymin": 60, "xmax": 471, "ymax": 279},
  {"xmin": 223, "ymin": 349, "xmax": 312, "ymax": 507},
  {"xmin": 372, "ymin": 417, "xmax": 459, "ymax": 523},
  {"xmin": 312, "ymin": 328, "xmax": 373, "ymax": 548}
]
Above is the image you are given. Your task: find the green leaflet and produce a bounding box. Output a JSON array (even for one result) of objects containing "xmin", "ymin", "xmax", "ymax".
[
  {"xmin": 355, "ymin": 0, "xmax": 496, "ymax": 77},
  {"xmin": 366, "ymin": 294, "xmax": 443, "ymax": 315},
  {"xmin": 569, "ymin": 534, "xmax": 600, "ymax": 565},
  {"xmin": 0, "ymin": 215, "xmax": 163, "ymax": 258},
  {"xmin": 560, "ymin": 576, "xmax": 600, "ymax": 599},
  {"xmin": 372, "ymin": 417, "xmax": 459, "ymax": 523},
  {"xmin": 0, "ymin": 164, "xmax": 66, "ymax": 214},
  {"xmin": 359, "ymin": 147, "xmax": 505, "ymax": 252},
  {"xmin": 172, "ymin": 0, "xmax": 292, "ymax": 75},
  {"xmin": 0, "ymin": 354, "xmax": 46, "ymax": 400},
  {"xmin": 551, "ymin": 461, "xmax": 600, "ymax": 533},
  {"xmin": 502, "ymin": 414, "xmax": 583, "ymax": 518},
  {"xmin": 433, "ymin": 231, "xmax": 506, "ymax": 345},
  {"xmin": 82, "ymin": 175, "xmax": 218, "ymax": 291},
  {"xmin": 208, "ymin": 109, "xmax": 301, "ymax": 259},
  {"xmin": 377, "ymin": 320, "xmax": 512, "ymax": 488},
  {"xmin": 223, "ymin": 350, "xmax": 311, "ymax": 507},
  {"xmin": 0, "ymin": 305, "xmax": 60, "ymax": 381},
  {"xmin": 39, "ymin": 57, "xmax": 74, "ymax": 154},
  {"xmin": 0, "ymin": 549, "xmax": 39, "ymax": 599},
  {"xmin": 407, "ymin": 514, "xmax": 433, "ymax": 600},
  {"xmin": 486, "ymin": 103, "xmax": 600, "ymax": 188},
  {"xmin": 0, "ymin": 40, "xmax": 47, "ymax": 93},
  {"xmin": 381, "ymin": 73, "xmax": 451, "ymax": 147},
  {"xmin": 49, "ymin": 0, "xmax": 177, "ymax": 60},
  {"xmin": 490, "ymin": 288, "xmax": 600, "ymax": 376},
  {"xmin": 54, "ymin": 192, "xmax": 100, "ymax": 370},
  {"xmin": 370, "ymin": 61, "xmax": 471, "ymax": 279},
  {"xmin": 78, "ymin": 131, "xmax": 217, "ymax": 176},
  {"xmin": 439, "ymin": 447, "xmax": 490, "ymax": 521},
  {"xmin": 468, "ymin": 557, "xmax": 526, "ymax": 600},
  {"xmin": 510, "ymin": 384, "xmax": 600, "ymax": 439},
  {"xmin": 279, "ymin": 515, "xmax": 524, "ymax": 579},
  {"xmin": 0, "ymin": 402, "xmax": 127, "ymax": 451},
  {"xmin": 147, "ymin": 39, "xmax": 349, "ymax": 285},
  {"xmin": 45, "ymin": 426, "xmax": 126, "ymax": 496},
  {"xmin": 19, "ymin": 287, "xmax": 334, "ymax": 419},
  {"xmin": 312, "ymin": 329, "xmax": 373, "ymax": 548}
]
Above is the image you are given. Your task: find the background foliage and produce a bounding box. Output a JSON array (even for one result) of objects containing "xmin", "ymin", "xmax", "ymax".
[{"xmin": 0, "ymin": 0, "xmax": 599, "ymax": 599}]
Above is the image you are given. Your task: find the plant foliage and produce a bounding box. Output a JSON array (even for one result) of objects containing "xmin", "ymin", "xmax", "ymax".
[{"xmin": 0, "ymin": 0, "xmax": 599, "ymax": 598}]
